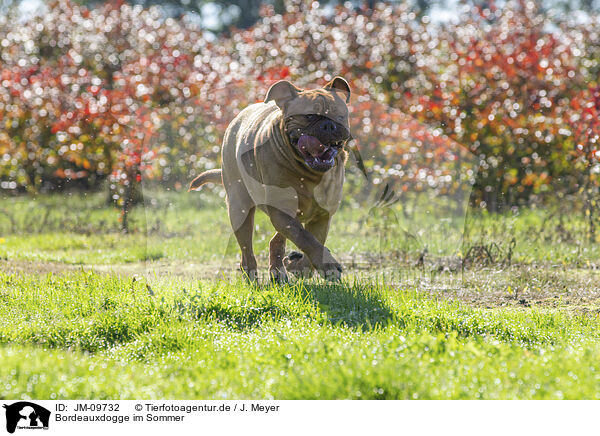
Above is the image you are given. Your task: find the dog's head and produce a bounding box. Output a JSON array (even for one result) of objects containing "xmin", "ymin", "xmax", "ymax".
[{"xmin": 265, "ymin": 76, "xmax": 351, "ymax": 172}]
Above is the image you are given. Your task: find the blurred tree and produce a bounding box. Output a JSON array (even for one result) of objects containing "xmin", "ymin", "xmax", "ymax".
[
  {"xmin": 69, "ymin": 0, "xmax": 286, "ymax": 31},
  {"xmin": 0, "ymin": 0, "xmax": 16, "ymax": 13},
  {"xmin": 553, "ymin": 0, "xmax": 599, "ymax": 12},
  {"xmin": 2, "ymin": 0, "xmax": 600, "ymax": 221},
  {"xmin": 67, "ymin": 0, "xmax": 437, "ymax": 30}
]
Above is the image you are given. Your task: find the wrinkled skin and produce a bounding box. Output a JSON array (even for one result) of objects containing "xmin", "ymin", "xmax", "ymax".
[{"xmin": 189, "ymin": 76, "xmax": 352, "ymax": 282}]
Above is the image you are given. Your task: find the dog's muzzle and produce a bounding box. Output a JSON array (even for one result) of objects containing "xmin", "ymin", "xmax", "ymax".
[{"xmin": 297, "ymin": 134, "xmax": 342, "ymax": 172}]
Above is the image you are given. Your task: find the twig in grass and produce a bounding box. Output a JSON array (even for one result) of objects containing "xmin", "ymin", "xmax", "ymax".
[
  {"xmin": 0, "ymin": 209, "xmax": 15, "ymax": 233},
  {"xmin": 463, "ymin": 237, "xmax": 517, "ymax": 269}
]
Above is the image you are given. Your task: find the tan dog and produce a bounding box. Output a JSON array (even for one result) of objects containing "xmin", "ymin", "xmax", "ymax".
[{"xmin": 189, "ymin": 76, "xmax": 352, "ymax": 282}]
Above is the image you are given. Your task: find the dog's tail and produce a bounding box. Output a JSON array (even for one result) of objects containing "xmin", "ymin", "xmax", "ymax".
[{"xmin": 188, "ymin": 169, "xmax": 223, "ymax": 191}]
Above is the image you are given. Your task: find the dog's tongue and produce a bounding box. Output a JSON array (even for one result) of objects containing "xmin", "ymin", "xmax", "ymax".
[{"xmin": 298, "ymin": 135, "xmax": 326, "ymax": 157}]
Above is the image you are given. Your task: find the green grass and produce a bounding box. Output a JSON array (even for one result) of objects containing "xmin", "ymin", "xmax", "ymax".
[
  {"xmin": 1, "ymin": 191, "xmax": 600, "ymax": 399},
  {"xmin": 1, "ymin": 271, "xmax": 600, "ymax": 399},
  {"xmin": 2, "ymin": 190, "xmax": 600, "ymax": 266}
]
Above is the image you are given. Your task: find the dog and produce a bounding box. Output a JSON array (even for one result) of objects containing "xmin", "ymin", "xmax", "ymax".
[{"xmin": 189, "ymin": 76, "xmax": 352, "ymax": 282}]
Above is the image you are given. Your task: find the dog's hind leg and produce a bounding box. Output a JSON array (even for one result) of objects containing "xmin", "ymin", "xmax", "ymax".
[
  {"xmin": 269, "ymin": 232, "xmax": 288, "ymax": 283},
  {"xmin": 233, "ymin": 206, "xmax": 257, "ymax": 282},
  {"xmin": 227, "ymin": 191, "xmax": 258, "ymax": 281}
]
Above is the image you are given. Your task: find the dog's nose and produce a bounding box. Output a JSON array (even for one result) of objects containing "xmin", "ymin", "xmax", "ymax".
[{"xmin": 320, "ymin": 119, "xmax": 337, "ymax": 134}]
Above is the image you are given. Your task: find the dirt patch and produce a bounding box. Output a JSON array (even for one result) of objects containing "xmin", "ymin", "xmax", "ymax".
[
  {"xmin": 418, "ymin": 265, "xmax": 600, "ymax": 310},
  {"xmin": 3, "ymin": 259, "xmax": 600, "ymax": 311},
  {"xmin": 0, "ymin": 258, "xmax": 236, "ymax": 279}
]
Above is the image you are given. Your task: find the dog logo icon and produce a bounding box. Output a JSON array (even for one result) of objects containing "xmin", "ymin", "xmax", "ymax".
[{"xmin": 2, "ymin": 402, "xmax": 50, "ymax": 433}]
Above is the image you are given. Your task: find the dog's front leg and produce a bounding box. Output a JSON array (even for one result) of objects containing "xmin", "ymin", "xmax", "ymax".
[
  {"xmin": 267, "ymin": 207, "xmax": 342, "ymax": 281},
  {"xmin": 284, "ymin": 215, "xmax": 331, "ymax": 278}
]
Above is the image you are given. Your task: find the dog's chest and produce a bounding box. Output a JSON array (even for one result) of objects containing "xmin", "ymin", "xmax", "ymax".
[{"xmin": 299, "ymin": 158, "xmax": 345, "ymax": 218}]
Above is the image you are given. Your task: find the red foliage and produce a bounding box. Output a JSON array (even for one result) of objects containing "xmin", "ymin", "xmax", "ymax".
[{"xmin": 0, "ymin": 0, "xmax": 599, "ymax": 212}]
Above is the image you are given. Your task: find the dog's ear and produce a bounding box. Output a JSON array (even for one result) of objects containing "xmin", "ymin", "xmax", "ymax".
[
  {"xmin": 265, "ymin": 81, "xmax": 301, "ymax": 109},
  {"xmin": 325, "ymin": 76, "xmax": 351, "ymax": 103}
]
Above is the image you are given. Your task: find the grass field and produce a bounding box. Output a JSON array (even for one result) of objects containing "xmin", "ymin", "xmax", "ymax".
[{"xmin": 1, "ymin": 190, "xmax": 600, "ymax": 399}]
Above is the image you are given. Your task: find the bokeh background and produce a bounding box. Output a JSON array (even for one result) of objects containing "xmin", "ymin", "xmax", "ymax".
[
  {"xmin": 1, "ymin": 0, "xmax": 600, "ymax": 272},
  {"xmin": 4, "ymin": 0, "xmax": 600, "ymax": 401}
]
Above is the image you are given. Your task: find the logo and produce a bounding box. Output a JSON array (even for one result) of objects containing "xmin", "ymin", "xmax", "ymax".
[{"xmin": 2, "ymin": 402, "xmax": 50, "ymax": 434}]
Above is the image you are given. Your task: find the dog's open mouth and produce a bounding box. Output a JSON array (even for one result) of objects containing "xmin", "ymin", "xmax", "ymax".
[{"xmin": 297, "ymin": 134, "xmax": 342, "ymax": 172}]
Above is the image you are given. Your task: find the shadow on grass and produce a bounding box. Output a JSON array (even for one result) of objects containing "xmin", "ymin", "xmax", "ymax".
[
  {"xmin": 293, "ymin": 280, "xmax": 394, "ymax": 330},
  {"xmin": 172, "ymin": 279, "xmax": 394, "ymax": 331}
]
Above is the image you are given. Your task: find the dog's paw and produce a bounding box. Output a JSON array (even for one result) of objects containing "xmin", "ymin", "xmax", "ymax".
[
  {"xmin": 283, "ymin": 251, "xmax": 314, "ymax": 278},
  {"xmin": 287, "ymin": 251, "xmax": 304, "ymax": 262},
  {"xmin": 315, "ymin": 248, "xmax": 343, "ymax": 281},
  {"xmin": 240, "ymin": 268, "xmax": 259, "ymax": 283},
  {"xmin": 269, "ymin": 267, "xmax": 289, "ymax": 284},
  {"xmin": 319, "ymin": 262, "xmax": 342, "ymax": 281}
]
